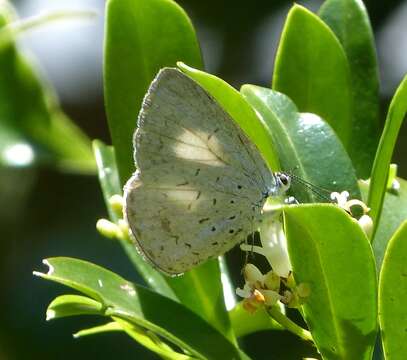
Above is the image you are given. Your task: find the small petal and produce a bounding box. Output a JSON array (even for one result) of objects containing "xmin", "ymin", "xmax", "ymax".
[
  {"xmin": 243, "ymin": 264, "xmax": 264, "ymax": 288},
  {"xmin": 264, "ymin": 270, "xmax": 280, "ymax": 291},
  {"xmin": 236, "ymin": 283, "xmax": 252, "ymax": 299},
  {"xmin": 242, "ymin": 289, "xmax": 265, "ymax": 313},
  {"xmin": 259, "ymin": 213, "xmax": 292, "ymax": 277},
  {"xmin": 261, "ymin": 289, "xmax": 281, "ymax": 306},
  {"xmin": 330, "ymin": 191, "xmax": 349, "ymax": 208}
]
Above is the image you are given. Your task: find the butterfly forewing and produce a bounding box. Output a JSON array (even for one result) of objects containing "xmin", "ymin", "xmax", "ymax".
[{"xmin": 124, "ymin": 68, "xmax": 274, "ymax": 275}]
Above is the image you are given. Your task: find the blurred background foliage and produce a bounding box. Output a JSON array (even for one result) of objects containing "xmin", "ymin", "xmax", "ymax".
[{"xmin": 0, "ymin": 0, "xmax": 406, "ymax": 359}]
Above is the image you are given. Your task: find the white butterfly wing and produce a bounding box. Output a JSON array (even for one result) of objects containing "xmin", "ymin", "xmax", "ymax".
[{"xmin": 124, "ymin": 68, "xmax": 275, "ymax": 274}]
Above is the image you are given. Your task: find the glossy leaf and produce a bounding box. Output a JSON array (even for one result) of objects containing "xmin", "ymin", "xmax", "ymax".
[
  {"xmin": 242, "ymin": 85, "xmax": 360, "ymax": 203},
  {"xmin": 0, "ymin": 5, "xmax": 95, "ymax": 173},
  {"xmin": 93, "ymin": 140, "xmax": 233, "ymax": 340},
  {"xmin": 34, "ymin": 257, "xmax": 245, "ymax": 359},
  {"xmin": 178, "ymin": 62, "xmax": 280, "ymax": 172},
  {"xmin": 368, "ymin": 75, "xmax": 407, "ymax": 237},
  {"xmin": 360, "ymin": 178, "xmax": 407, "ymax": 269},
  {"xmin": 379, "ymin": 221, "xmax": 407, "ymax": 359},
  {"xmin": 104, "ymin": 0, "xmax": 202, "ymax": 185},
  {"xmin": 285, "ymin": 204, "xmax": 377, "ymax": 359},
  {"xmin": 319, "ymin": 0, "xmax": 380, "ymax": 178},
  {"xmin": 273, "ymin": 5, "xmax": 352, "ymax": 153},
  {"xmin": 46, "ymin": 294, "xmax": 103, "ymax": 319}
]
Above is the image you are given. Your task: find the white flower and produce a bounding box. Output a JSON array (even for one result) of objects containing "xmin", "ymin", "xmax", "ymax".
[
  {"xmin": 240, "ymin": 208, "xmax": 292, "ymax": 277},
  {"xmin": 330, "ymin": 191, "xmax": 350, "ymax": 208},
  {"xmin": 330, "ymin": 191, "xmax": 373, "ymax": 236},
  {"xmin": 236, "ymin": 264, "xmax": 282, "ymax": 312}
]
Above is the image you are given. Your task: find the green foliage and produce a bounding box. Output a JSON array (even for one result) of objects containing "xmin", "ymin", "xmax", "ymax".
[
  {"xmin": 379, "ymin": 221, "xmax": 407, "ymax": 359},
  {"xmin": 241, "ymin": 86, "xmax": 360, "ymax": 203},
  {"xmin": 17, "ymin": 0, "xmax": 406, "ymax": 358},
  {"xmin": 319, "ymin": 0, "xmax": 380, "ymax": 178},
  {"xmin": 368, "ymin": 75, "xmax": 407, "ymax": 236},
  {"xmin": 104, "ymin": 0, "xmax": 202, "ymax": 185},
  {"xmin": 285, "ymin": 205, "xmax": 377, "ymax": 359},
  {"xmin": 0, "ymin": 3, "xmax": 95, "ymax": 173},
  {"xmin": 273, "ymin": 5, "xmax": 353, "ymax": 159},
  {"xmin": 360, "ymin": 178, "xmax": 407, "ymax": 269},
  {"xmin": 34, "ymin": 257, "xmax": 242, "ymax": 359}
]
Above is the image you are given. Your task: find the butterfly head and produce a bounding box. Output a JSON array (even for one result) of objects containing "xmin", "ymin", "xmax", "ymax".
[
  {"xmin": 275, "ymin": 172, "xmax": 291, "ymax": 194},
  {"xmin": 263, "ymin": 172, "xmax": 291, "ymax": 199}
]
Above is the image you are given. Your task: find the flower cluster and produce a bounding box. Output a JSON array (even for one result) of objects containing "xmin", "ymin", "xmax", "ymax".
[
  {"xmin": 96, "ymin": 195, "xmax": 130, "ymax": 241},
  {"xmin": 330, "ymin": 191, "xmax": 373, "ymax": 236},
  {"xmin": 236, "ymin": 263, "xmax": 310, "ymax": 313},
  {"xmin": 236, "ymin": 209, "xmax": 309, "ymax": 312}
]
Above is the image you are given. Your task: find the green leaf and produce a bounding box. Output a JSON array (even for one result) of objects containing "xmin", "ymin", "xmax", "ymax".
[
  {"xmin": 368, "ymin": 75, "xmax": 407, "ymax": 238},
  {"xmin": 75, "ymin": 319, "xmax": 189, "ymax": 360},
  {"xmin": 34, "ymin": 257, "xmax": 245, "ymax": 359},
  {"xmin": 178, "ymin": 62, "xmax": 280, "ymax": 172},
  {"xmin": 73, "ymin": 322, "xmax": 123, "ymax": 338},
  {"xmin": 378, "ymin": 221, "xmax": 407, "ymax": 360},
  {"xmin": 166, "ymin": 261, "xmax": 235, "ymax": 342},
  {"xmin": 273, "ymin": 5, "xmax": 352, "ymax": 155},
  {"xmin": 46, "ymin": 294, "xmax": 103, "ymax": 319},
  {"xmin": 104, "ymin": 0, "xmax": 202, "ymax": 185},
  {"xmin": 285, "ymin": 204, "xmax": 377, "ymax": 359},
  {"xmin": 241, "ymin": 86, "xmax": 360, "ymax": 203},
  {"xmin": 113, "ymin": 317, "xmax": 190, "ymax": 360},
  {"xmin": 319, "ymin": 0, "xmax": 380, "ymax": 178},
  {"xmin": 0, "ymin": 6, "xmax": 95, "ymax": 173},
  {"xmin": 93, "ymin": 140, "xmax": 233, "ymax": 341},
  {"xmin": 360, "ymin": 177, "xmax": 407, "ymax": 269}
]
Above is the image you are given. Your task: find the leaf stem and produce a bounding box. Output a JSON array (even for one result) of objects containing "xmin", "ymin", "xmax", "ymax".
[{"xmin": 267, "ymin": 306, "xmax": 313, "ymax": 342}]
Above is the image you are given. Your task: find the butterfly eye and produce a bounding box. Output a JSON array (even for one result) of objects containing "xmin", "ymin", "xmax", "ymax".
[{"xmin": 278, "ymin": 173, "xmax": 291, "ymax": 189}]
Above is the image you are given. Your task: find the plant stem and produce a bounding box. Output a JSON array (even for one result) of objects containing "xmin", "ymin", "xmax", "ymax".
[{"xmin": 267, "ymin": 306, "xmax": 313, "ymax": 342}]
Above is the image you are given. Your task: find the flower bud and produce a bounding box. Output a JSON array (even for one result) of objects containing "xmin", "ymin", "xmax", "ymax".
[
  {"xmin": 109, "ymin": 194, "xmax": 124, "ymax": 217},
  {"xmin": 243, "ymin": 264, "xmax": 264, "ymax": 288},
  {"xmin": 358, "ymin": 214, "xmax": 373, "ymax": 237},
  {"xmin": 96, "ymin": 219, "xmax": 120, "ymax": 239},
  {"xmin": 264, "ymin": 270, "xmax": 280, "ymax": 291},
  {"xmin": 261, "ymin": 289, "xmax": 281, "ymax": 306}
]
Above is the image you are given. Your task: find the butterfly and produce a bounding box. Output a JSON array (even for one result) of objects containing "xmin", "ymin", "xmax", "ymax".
[{"xmin": 123, "ymin": 68, "xmax": 290, "ymax": 275}]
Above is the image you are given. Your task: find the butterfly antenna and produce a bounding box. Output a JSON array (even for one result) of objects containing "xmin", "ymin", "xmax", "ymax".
[
  {"xmin": 289, "ymin": 173, "xmax": 332, "ymax": 194},
  {"xmin": 288, "ymin": 174, "xmax": 333, "ymax": 202}
]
